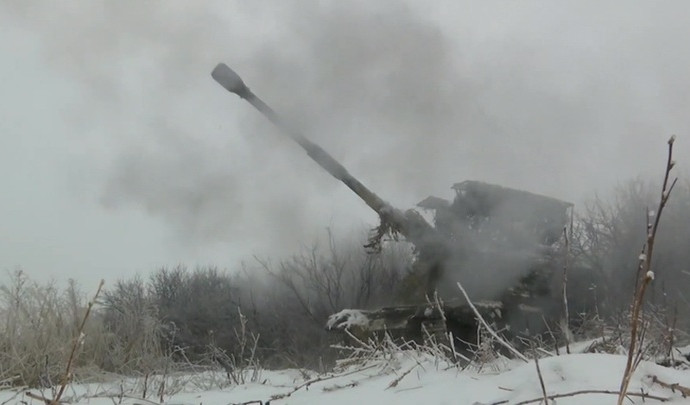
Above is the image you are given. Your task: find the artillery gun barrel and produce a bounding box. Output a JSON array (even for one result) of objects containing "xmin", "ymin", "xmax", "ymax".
[{"xmin": 211, "ymin": 63, "xmax": 419, "ymax": 237}]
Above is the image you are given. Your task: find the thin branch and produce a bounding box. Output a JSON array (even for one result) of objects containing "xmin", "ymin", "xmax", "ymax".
[
  {"xmin": 24, "ymin": 391, "xmax": 52, "ymax": 405},
  {"xmin": 53, "ymin": 279, "xmax": 105, "ymax": 404},
  {"xmin": 0, "ymin": 390, "xmax": 23, "ymax": 405},
  {"xmin": 488, "ymin": 390, "xmax": 671, "ymax": 405},
  {"xmin": 386, "ymin": 364, "xmax": 417, "ymax": 389},
  {"xmin": 618, "ymin": 136, "xmax": 677, "ymax": 405},
  {"xmin": 650, "ymin": 375, "xmax": 690, "ymax": 398},
  {"xmin": 533, "ymin": 352, "xmax": 549, "ymax": 404},
  {"xmin": 487, "ymin": 388, "xmax": 669, "ymax": 405},
  {"xmin": 561, "ymin": 223, "xmax": 571, "ymax": 354},
  {"xmin": 456, "ymin": 282, "xmax": 528, "ymax": 362},
  {"xmin": 269, "ymin": 364, "xmax": 378, "ymax": 401}
]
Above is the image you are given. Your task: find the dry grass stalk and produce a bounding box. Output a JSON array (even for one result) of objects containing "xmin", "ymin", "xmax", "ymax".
[{"xmin": 617, "ymin": 136, "xmax": 678, "ymax": 405}]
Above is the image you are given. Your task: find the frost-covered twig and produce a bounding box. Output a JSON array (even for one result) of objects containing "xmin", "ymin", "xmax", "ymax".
[
  {"xmin": 386, "ymin": 364, "xmax": 417, "ymax": 389},
  {"xmin": 269, "ymin": 364, "xmax": 378, "ymax": 401},
  {"xmin": 0, "ymin": 390, "xmax": 23, "ymax": 405},
  {"xmin": 79, "ymin": 393, "xmax": 161, "ymax": 405},
  {"xmin": 24, "ymin": 391, "xmax": 52, "ymax": 404},
  {"xmin": 532, "ymin": 349, "xmax": 549, "ymax": 404},
  {"xmin": 486, "ymin": 388, "xmax": 669, "ymax": 404},
  {"xmin": 561, "ymin": 223, "xmax": 572, "ymax": 354},
  {"xmin": 618, "ymin": 136, "xmax": 677, "ymax": 405},
  {"xmin": 53, "ymin": 279, "xmax": 104, "ymax": 404},
  {"xmin": 650, "ymin": 375, "xmax": 690, "ymax": 398},
  {"xmin": 456, "ymin": 282, "xmax": 528, "ymax": 362}
]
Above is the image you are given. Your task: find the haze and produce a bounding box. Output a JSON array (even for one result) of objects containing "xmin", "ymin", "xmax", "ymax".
[{"xmin": 1, "ymin": 0, "xmax": 688, "ymax": 287}]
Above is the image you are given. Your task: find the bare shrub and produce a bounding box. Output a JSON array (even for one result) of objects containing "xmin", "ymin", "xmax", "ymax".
[
  {"xmin": 205, "ymin": 307, "xmax": 262, "ymax": 385},
  {"xmin": 572, "ymin": 177, "xmax": 690, "ymax": 327},
  {"xmin": 254, "ymin": 229, "xmax": 411, "ymax": 369},
  {"xmin": 148, "ymin": 266, "xmax": 243, "ymax": 359},
  {"xmin": 0, "ymin": 230, "xmax": 406, "ymax": 387},
  {"xmin": 0, "ymin": 271, "xmax": 103, "ymax": 387},
  {"xmin": 100, "ymin": 276, "xmax": 165, "ymax": 375}
]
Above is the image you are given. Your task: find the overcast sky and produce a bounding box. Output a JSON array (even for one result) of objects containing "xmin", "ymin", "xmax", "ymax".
[{"xmin": 1, "ymin": 1, "xmax": 688, "ymax": 288}]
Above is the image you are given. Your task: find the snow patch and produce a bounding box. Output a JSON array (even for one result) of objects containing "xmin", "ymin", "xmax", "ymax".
[
  {"xmin": 326, "ymin": 309, "xmax": 371, "ymax": 330},
  {"xmin": 4, "ymin": 352, "xmax": 690, "ymax": 405}
]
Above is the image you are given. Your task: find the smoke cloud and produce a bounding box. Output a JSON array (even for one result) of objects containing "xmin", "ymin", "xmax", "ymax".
[{"xmin": 3, "ymin": 0, "xmax": 689, "ymax": 268}]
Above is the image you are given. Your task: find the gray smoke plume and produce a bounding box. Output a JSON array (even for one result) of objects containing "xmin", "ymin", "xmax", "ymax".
[{"xmin": 3, "ymin": 0, "xmax": 689, "ymax": 261}]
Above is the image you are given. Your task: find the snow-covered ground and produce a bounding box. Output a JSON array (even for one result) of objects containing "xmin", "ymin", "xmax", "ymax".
[{"xmin": 2, "ymin": 348, "xmax": 690, "ymax": 404}]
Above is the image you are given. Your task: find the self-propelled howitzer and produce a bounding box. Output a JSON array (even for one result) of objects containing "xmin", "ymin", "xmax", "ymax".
[{"xmin": 210, "ymin": 63, "xmax": 576, "ymax": 348}]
